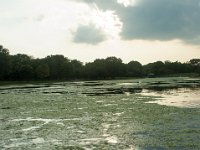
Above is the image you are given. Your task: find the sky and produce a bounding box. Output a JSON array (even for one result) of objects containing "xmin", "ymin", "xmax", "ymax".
[{"xmin": 0, "ymin": 0, "xmax": 200, "ymax": 64}]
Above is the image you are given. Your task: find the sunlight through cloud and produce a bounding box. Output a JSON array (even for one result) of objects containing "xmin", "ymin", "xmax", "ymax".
[
  {"xmin": 91, "ymin": 6, "xmax": 122, "ymax": 39},
  {"xmin": 76, "ymin": 4, "xmax": 123, "ymax": 41},
  {"xmin": 117, "ymin": 0, "xmax": 138, "ymax": 7}
]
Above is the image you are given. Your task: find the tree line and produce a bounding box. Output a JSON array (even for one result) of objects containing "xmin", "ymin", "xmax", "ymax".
[{"xmin": 0, "ymin": 45, "xmax": 200, "ymax": 81}]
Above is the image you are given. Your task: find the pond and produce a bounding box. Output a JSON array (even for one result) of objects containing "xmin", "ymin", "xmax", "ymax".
[{"xmin": 0, "ymin": 77, "xmax": 200, "ymax": 149}]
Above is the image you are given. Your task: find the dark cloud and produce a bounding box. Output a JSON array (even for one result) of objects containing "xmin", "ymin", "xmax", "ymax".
[
  {"xmin": 73, "ymin": 24, "xmax": 107, "ymax": 45},
  {"xmin": 77, "ymin": 0, "xmax": 200, "ymax": 44},
  {"xmin": 119, "ymin": 0, "xmax": 200, "ymax": 44}
]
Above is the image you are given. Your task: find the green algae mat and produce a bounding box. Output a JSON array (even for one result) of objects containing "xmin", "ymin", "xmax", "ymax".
[{"xmin": 0, "ymin": 77, "xmax": 200, "ymax": 149}]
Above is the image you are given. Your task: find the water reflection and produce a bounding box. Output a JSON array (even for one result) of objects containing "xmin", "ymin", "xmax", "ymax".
[{"xmin": 143, "ymin": 88, "xmax": 200, "ymax": 108}]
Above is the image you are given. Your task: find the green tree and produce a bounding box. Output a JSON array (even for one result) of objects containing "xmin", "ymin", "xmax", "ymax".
[
  {"xmin": 45, "ymin": 55, "xmax": 72, "ymax": 79},
  {"xmin": 10, "ymin": 54, "xmax": 33, "ymax": 80},
  {"xmin": 84, "ymin": 59, "xmax": 106, "ymax": 79},
  {"xmin": 104, "ymin": 57, "xmax": 125, "ymax": 78},
  {"xmin": 189, "ymin": 59, "xmax": 200, "ymax": 74},
  {"xmin": 189, "ymin": 59, "xmax": 200, "ymax": 66},
  {"xmin": 144, "ymin": 61, "xmax": 166, "ymax": 76},
  {"xmin": 0, "ymin": 46, "xmax": 10, "ymax": 80},
  {"xmin": 35, "ymin": 64, "xmax": 50, "ymax": 79},
  {"xmin": 70, "ymin": 60, "xmax": 83, "ymax": 79},
  {"xmin": 126, "ymin": 61, "xmax": 143, "ymax": 77}
]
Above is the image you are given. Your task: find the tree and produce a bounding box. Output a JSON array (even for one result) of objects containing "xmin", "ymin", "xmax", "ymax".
[
  {"xmin": 144, "ymin": 61, "xmax": 166, "ymax": 76},
  {"xmin": 104, "ymin": 57, "xmax": 125, "ymax": 78},
  {"xmin": 45, "ymin": 55, "xmax": 72, "ymax": 79},
  {"xmin": 0, "ymin": 46, "xmax": 11, "ymax": 80},
  {"xmin": 84, "ymin": 59, "xmax": 106, "ymax": 79},
  {"xmin": 10, "ymin": 54, "xmax": 33, "ymax": 80},
  {"xmin": 189, "ymin": 59, "xmax": 200, "ymax": 74},
  {"xmin": 126, "ymin": 61, "xmax": 143, "ymax": 77},
  {"xmin": 84, "ymin": 57, "xmax": 126, "ymax": 79},
  {"xmin": 0, "ymin": 45, "xmax": 200, "ymax": 80},
  {"xmin": 70, "ymin": 60, "xmax": 83, "ymax": 79},
  {"xmin": 35, "ymin": 64, "xmax": 50, "ymax": 79},
  {"xmin": 189, "ymin": 59, "xmax": 200, "ymax": 66}
]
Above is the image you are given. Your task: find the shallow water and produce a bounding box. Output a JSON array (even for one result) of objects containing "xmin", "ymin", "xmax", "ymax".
[
  {"xmin": 0, "ymin": 77, "xmax": 200, "ymax": 149},
  {"xmin": 144, "ymin": 88, "xmax": 200, "ymax": 108}
]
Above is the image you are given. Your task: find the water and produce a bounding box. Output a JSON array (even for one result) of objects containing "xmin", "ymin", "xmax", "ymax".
[
  {"xmin": 144, "ymin": 88, "xmax": 200, "ymax": 108},
  {"xmin": 0, "ymin": 77, "xmax": 200, "ymax": 149}
]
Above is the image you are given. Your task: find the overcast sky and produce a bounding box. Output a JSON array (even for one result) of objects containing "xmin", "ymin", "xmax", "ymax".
[{"xmin": 0, "ymin": 0, "xmax": 200, "ymax": 64}]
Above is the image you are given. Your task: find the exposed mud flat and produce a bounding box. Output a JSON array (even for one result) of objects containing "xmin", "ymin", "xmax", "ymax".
[{"xmin": 0, "ymin": 77, "xmax": 200, "ymax": 149}]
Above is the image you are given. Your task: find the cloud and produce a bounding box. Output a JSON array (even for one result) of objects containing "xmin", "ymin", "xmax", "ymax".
[
  {"xmin": 73, "ymin": 24, "xmax": 107, "ymax": 45},
  {"xmin": 77, "ymin": 0, "xmax": 200, "ymax": 45},
  {"xmin": 119, "ymin": 0, "xmax": 200, "ymax": 43},
  {"xmin": 34, "ymin": 14, "xmax": 45, "ymax": 22},
  {"xmin": 74, "ymin": 0, "xmax": 119, "ymax": 10},
  {"xmin": 2, "ymin": 0, "xmax": 200, "ymax": 46}
]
